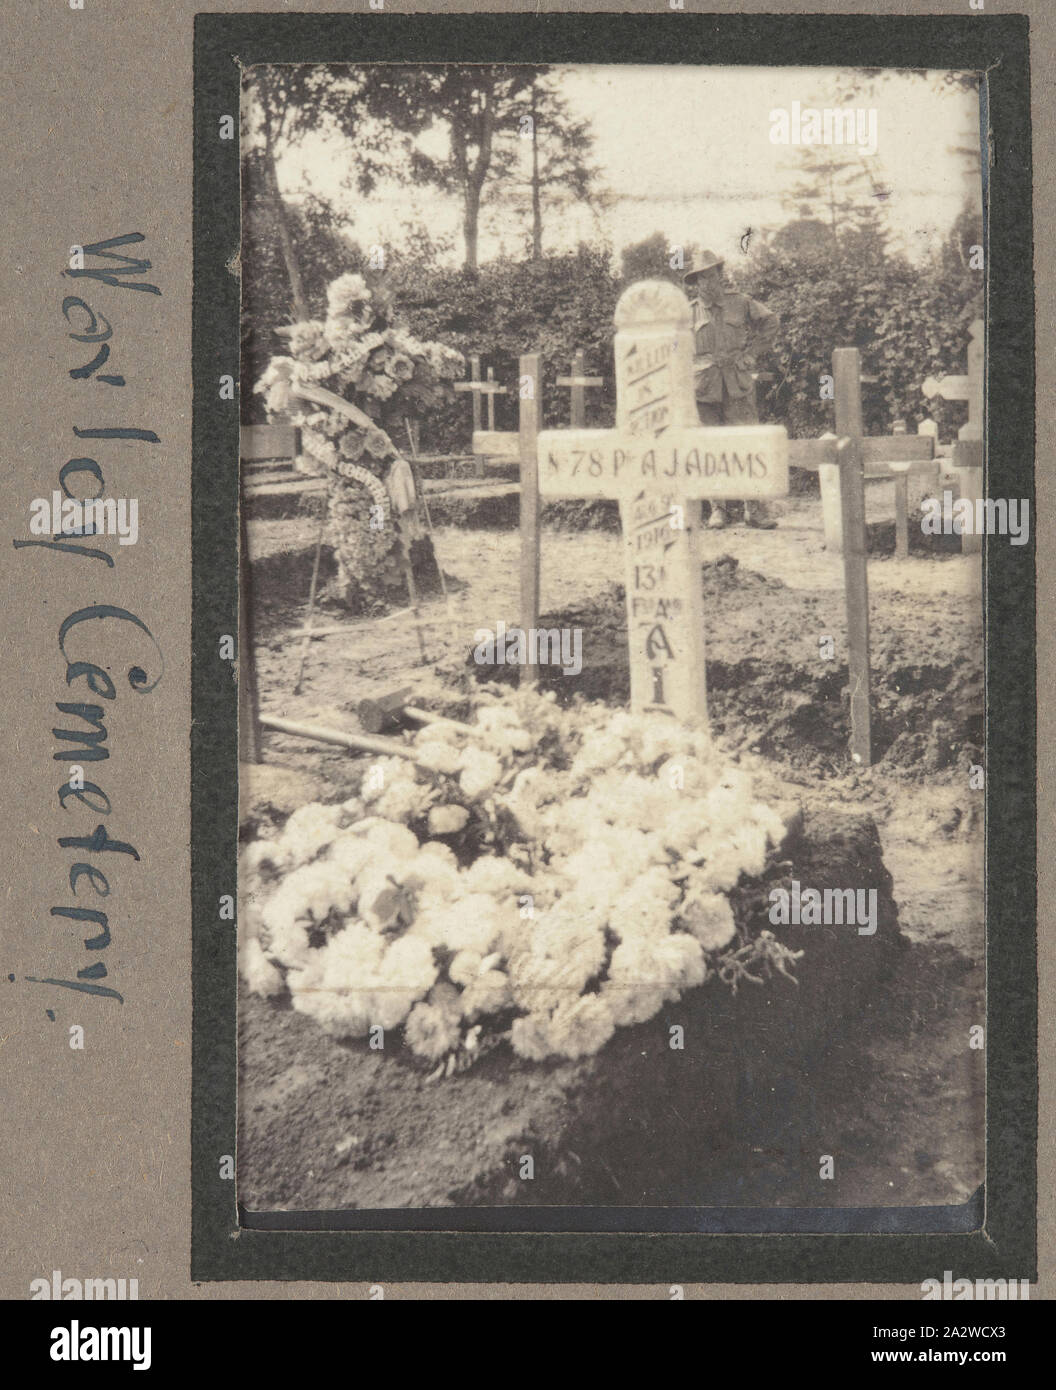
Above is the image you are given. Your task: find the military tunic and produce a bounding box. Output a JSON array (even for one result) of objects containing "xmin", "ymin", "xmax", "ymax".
[{"xmin": 690, "ymin": 290, "xmax": 777, "ymax": 416}]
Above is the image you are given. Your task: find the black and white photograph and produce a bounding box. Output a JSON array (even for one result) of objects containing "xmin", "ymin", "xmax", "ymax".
[{"xmin": 235, "ymin": 60, "xmax": 989, "ymax": 1220}]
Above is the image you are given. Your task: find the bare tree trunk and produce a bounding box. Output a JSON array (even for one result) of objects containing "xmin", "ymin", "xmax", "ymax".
[
  {"xmin": 265, "ymin": 146, "xmax": 309, "ymax": 321},
  {"xmin": 463, "ymin": 186, "xmax": 481, "ymax": 272},
  {"xmin": 530, "ymin": 84, "xmax": 542, "ymax": 261},
  {"xmin": 459, "ymin": 82, "xmax": 495, "ymax": 273}
]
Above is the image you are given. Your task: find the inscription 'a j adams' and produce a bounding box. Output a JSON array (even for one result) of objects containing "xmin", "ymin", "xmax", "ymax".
[{"xmin": 544, "ymin": 442, "xmax": 775, "ymax": 485}]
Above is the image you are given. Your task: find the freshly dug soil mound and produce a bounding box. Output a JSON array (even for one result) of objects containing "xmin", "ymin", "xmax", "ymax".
[
  {"xmin": 238, "ymin": 807, "xmax": 902, "ymax": 1213},
  {"xmin": 867, "ymin": 515, "xmax": 964, "ymax": 559},
  {"xmin": 425, "ymin": 491, "xmax": 621, "ymax": 532},
  {"xmin": 468, "ymin": 557, "xmax": 982, "ymax": 779}
]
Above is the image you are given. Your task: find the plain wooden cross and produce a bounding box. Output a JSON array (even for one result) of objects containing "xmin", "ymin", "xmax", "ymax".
[
  {"xmin": 531, "ymin": 280, "xmax": 789, "ymax": 724},
  {"xmin": 788, "ymin": 351, "xmax": 937, "ymax": 763},
  {"xmin": 922, "ymin": 317, "xmax": 984, "ymax": 554},
  {"xmin": 922, "ymin": 318, "xmax": 983, "ymax": 441},
  {"xmin": 455, "ymin": 353, "xmax": 508, "ymax": 433},
  {"xmin": 556, "ymin": 350, "xmax": 604, "ymax": 429}
]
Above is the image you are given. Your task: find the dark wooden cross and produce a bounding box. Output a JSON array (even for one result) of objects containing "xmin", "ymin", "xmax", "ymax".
[{"xmin": 789, "ymin": 350, "xmax": 936, "ymax": 765}]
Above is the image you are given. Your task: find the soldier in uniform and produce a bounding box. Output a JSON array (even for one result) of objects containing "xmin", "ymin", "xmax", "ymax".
[{"xmin": 683, "ymin": 250, "xmax": 778, "ymax": 529}]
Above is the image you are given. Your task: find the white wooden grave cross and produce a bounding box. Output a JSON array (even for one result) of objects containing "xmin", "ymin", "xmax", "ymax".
[
  {"xmin": 454, "ymin": 353, "xmax": 509, "ymax": 432},
  {"xmin": 455, "ymin": 353, "xmax": 513, "ymax": 471},
  {"xmin": 922, "ymin": 317, "xmax": 984, "ymax": 555},
  {"xmin": 535, "ymin": 280, "xmax": 789, "ymax": 725},
  {"xmin": 556, "ymin": 350, "xmax": 604, "ymax": 429},
  {"xmin": 922, "ymin": 318, "xmax": 983, "ymax": 441}
]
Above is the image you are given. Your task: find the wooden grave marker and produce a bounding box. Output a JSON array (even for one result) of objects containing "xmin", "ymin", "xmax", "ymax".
[
  {"xmin": 923, "ymin": 317, "xmax": 984, "ymax": 554},
  {"xmin": 556, "ymin": 350, "xmax": 604, "ymax": 428},
  {"xmin": 785, "ymin": 349, "xmax": 895, "ymax": 764},
  {"xmin": 532, "ymin": 280, "xmax": 789, "ymax": 725},
  {"xmin": 794, "ymin": 388, "xmax": 937, "ymax": 560},
  {"xmin": 455, "ymin": 354, "xmax": 513, "ymax": 469}
]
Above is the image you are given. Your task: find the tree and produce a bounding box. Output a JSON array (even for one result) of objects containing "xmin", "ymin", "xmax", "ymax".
[
  {"xmin": 781, "ymin": 145, "xmax": 884, "ymax": 241},
  {"xmin": 511, "ymin": 79, "xmax": 602, "ymax": 261},
  {"xmin": 348, "ymin": 65, "xmax": 599, "ymax": 271},
  {"xmin": 241, "ymin": 67, "xmax": 340, "ymax": 321},
  {"xmin": 618, "ymin": 232, "xmax": 700, "ymax": 288},
  {"xmin": 241, "ymin": 65, "xmax": 415, "ymax": 320}
]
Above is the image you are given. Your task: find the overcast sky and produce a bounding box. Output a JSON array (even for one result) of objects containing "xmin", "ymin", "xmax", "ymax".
[{"xmin": 273, "ymin": 65, "xmax": 982, "ymax": 268}]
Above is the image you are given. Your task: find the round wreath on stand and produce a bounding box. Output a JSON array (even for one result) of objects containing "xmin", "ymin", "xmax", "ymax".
[{"xmin": 255, "ymin": 272, "xmax": 464, "ymax": 612}]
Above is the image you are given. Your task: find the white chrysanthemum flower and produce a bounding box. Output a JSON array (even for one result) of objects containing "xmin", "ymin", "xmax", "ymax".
[
  {"xmin": 254, "ymin": 356, "xmax": 295, "ymax": 413},
  {"xmin": 374, "ymin": 779, "xmax": 431, "ymax": 824},
  {"xmin": 360, "ymin": 757, "xmax": 414, "ymax": 804},
  {"xmin": 404, "ymin": 1001, "xmax": 461, "ymax": 1060},
  {"xmin": 458, "ymin": 747, "xmax": 504, "ymax": 800},
  {"xmin": 607, "ymin": 932, "xmax": 706, "ymax": 999},
  {"xmin": 382, "ymin": 934, "xmax": 437, "ymax": 991},
  {"xmin": 261, "ymin": 913, "xmax": 314, "ymax": 971},
  {"xmin": 321, "ymin": 920, "xmax": 386, "ymax": 979},
  {"xmin": 694, "ymin": 828, "xmax": 766, "ymax": 892},
  {"xmin": 529, "ymin": 911, "xmax": 607, "ymax": 971},
  {"xmin": 364, "ymin": 936, "xmax": 438, "ymax": 1029},
  {"xmin": 240, "ymin": 938, "xmax": 285, "ymax": 998},
  {"xmin": 608, "ymin": 869, "xmax": 680, "ymax": 941},
  {"xmin": 428, "ymin": 980, "xmax": 463, "ymax": 1023},
  {"xmin": 278, "ymin": 801, "xmax": 345, "ymax": 866},
  {"xmin": 681, "ymin": 886, "xmax": 737, "ymax": 952},
  {"xmin": 415, "ymin": 740, "xmax": 463, "ymax": 775},
  {"xmin": 510, "ymin": 1012, "xmax": 554, "ymax": 1061},
  {"xmin": 655, "ymin": 932, "xmax": 708, "ymax": 991},
  {"xmin": 463, "ymin": 855, "xmax": 530, "ymax": 898},
  {"xmin": 636, "ymin": 717, "xmax": 689, "ymax": 769},
  {"xmin": 442, "ymin": 893, "xmax": 507, "ymax": 954},
  {"xmin": 240, "ymin": 837, "xmax": 291, "ymax": 880},
  {"xmin": 427, "ymin": 804, "xmax": 469, "ymax": 836},
  {"xmin": 570, "ymin": 730, "xmax": 626, "ymax": 777},
  {"xmin": 326, "ymin": 272, "xmax": 371, "ymax": 318},
  {"xmin": 460, "ymin": 969, "xmax": 511, "ymax": 1022},
  {"xmin": 510, "ymin": 920, "xmax": 606, "ymax": 1008},
  {"xmin": 656, "ymin": 755, "xmax": 714, "ymax": 796},
  {"xmin": 358, "ymin": 820, "xmax": 420, "ymax": 861},
  {"xmin": 660, "ymin": 801, "xmax": 710, "ymax": 857},
  {"xmin": 448, "ymin": 950, "xmax": 482, "ymax": 987},
  {"xmin": 507, "ymin": 727, "xmax": 533, "ymax": 753},
  {"xmin": 261, "ymin": 861, "xmax": 355, "ymax": 936},
  {"xmin": 418, "ymin": 838, "xmax": 459, "ymax": 862},
  {"xmin": 401, "ymin": 850, "xmax": 460, "ymax": 907},
  {"xmin": 750, "ymin": 800, "xmax": 788, "ymax": 848},
  {"xmin": 355, "ymin": 859, "xmax": 410, "ymax": 932},
  {"xmin": 600, "ymin": 980, "xmax": 668, "ymax": 1028},
  {"xmin": 475, "ymin": 706, "xmax": 522, "ymax": 732},
  {"xmin": 415, "ymin": 718, "xmax": 461, "ymax": 745},
  {"xmin": 550, "ymin": 864, "xmax": 623, "ymax": 920},
  {"xmin": 325, "ymin": 833, "xmax": 375, "ymax": 882},
  {"xmin": 287, "ymin": 947, "xmax": 373, "ymax": 1038},
  {"xmin": 545, "ymin": 995, "xmax": 615, "ymax": 1058}
]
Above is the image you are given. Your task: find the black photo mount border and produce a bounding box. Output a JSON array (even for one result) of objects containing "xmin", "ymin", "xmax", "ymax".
[{"xmin": 192, "ymin": 11, "xmax": 1036, "ymax": 1284}]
